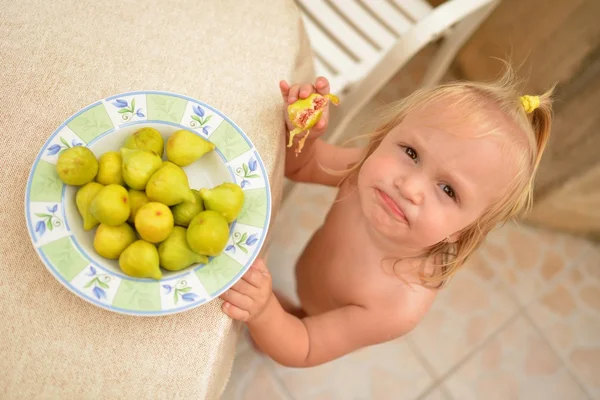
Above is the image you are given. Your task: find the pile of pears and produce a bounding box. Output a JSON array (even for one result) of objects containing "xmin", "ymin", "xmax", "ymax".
[{"xmin": 55, "ymin": 127, "xmax": 245, "ymax": 280}]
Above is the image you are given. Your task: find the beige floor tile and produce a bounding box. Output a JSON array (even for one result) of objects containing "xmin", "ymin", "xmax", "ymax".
[
  {"xmin": 527, "ymin": 245, "xmax": 600, "ymax": 398},
  {"xmin": 445, "ymin": 315, "xmax": 589, "ymax": 400},
  {"xmin": 270, "ymin": 338, "xmax": 433, "ymax": 400},
  {"xmin": 477, "ymin": 221, "xmax": 594, "ymax": 305},
  {"xmin": 409, "ymin": 255, "xmax": 519, "ymax": 377},
  {"xmin": 222, "ymin": 333, "xmax": 292, "ymax": 400},
  {"xmin": 418, "ymin": 387, "xmax": 451, "ymax": 400}
]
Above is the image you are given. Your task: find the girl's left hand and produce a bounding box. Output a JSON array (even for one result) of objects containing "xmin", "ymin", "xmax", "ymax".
[{"xmin": 219, "ymin": 258, "xmax": 273, "ymax": 322}]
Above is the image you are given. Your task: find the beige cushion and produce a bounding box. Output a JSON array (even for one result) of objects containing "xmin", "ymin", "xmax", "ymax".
[{"xmin": 0, "ymin": 0, "xmax": 314, "ymax": 398}]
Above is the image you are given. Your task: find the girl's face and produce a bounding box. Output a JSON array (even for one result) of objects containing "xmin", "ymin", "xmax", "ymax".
[{"xmin": 357, "ymin": 101, "xmax": 518, "ymax": 255}]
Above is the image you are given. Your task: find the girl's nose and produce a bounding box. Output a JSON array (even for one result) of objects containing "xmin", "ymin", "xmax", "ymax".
[{"xmin": 395, "ymin": 174, "xmax": 425, "ymax": 205}]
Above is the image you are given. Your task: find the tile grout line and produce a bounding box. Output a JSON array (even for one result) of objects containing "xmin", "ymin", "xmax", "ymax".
[
  {"xmin": 407, "ymin": 336, "xmax": 455, "ymax": 400},
  {"xmin": 522, "ymin": 304, "xmax": 594, "ymax": 400},
  {"xmin": 518, "ymin": 244, "xmax": 596, "ymax": 400},
  {"xmin": 417, "ymin": 306, "xmax": 526, "ymax": 399}
]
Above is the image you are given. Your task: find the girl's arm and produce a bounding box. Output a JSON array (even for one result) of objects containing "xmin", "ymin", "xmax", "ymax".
[{"xmin": 220, "ymin": 259, "xmax": 423, "ymax": 367}]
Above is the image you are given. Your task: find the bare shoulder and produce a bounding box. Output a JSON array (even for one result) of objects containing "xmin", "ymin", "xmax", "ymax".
[{"xmin": 365, "ymin": 270, "xmax": 439, "ymax": 337}]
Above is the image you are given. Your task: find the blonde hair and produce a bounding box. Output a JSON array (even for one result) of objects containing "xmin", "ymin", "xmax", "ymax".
[{"xmin": 339, "ymin": 66, "xmax": 554, "ymax": 286}]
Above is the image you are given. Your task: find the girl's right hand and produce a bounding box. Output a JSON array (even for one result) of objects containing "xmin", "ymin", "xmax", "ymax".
[{"xmin": 279, "ymin": 76, "xmax": 331, "ymax": 143}]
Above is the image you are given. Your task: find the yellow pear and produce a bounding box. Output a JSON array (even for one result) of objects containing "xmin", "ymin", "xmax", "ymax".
[
  {"xmin": 134, "ymin": 202, "xmax": 174, "ymax": 243},
  {"xmin": 119, "ymin": 240, "xmax": 162, "ymax": 280},
  {"xmin": 145, "ymin": 162, "xmax": 194, "ymax": 206},
  {"xmin": 171, "ymin": 189, "xmax": 203, "ymax": 227},
  {"xmin": 121, "ymin": 148, "xmax": 162, "ymax": 190},
  {"xmin": 158, "ymin": 226, "xmax": 208, "ymax": 271},
  {"xmin": 89, "ymin": 184, "xmax": 130, "ymax": 226},
  {"xmin": 56, "ymin": 146, "xmax": 98, "ymax": 186},
  {"xmin": 96, "ymin": 151, "xmax": 124, "ymax": 185},
  {"xmin": 128, "ymin": 189, "xmax": 150, "ymax": 224},
  {"xmin": 123, "ymin": 127, "xmax": 164, "ymax": 156},
  {"xmin": 76, "ymin": 182, "xmax": 104, "ymax": 231},
  {"xmin": 187, "ymin": 210, "xmax": 229, "ymax": 256},
  {"xmin": 200, "ymin": 182, "xmax": 244, "ymax": 223},
  {"xmin": 166, "ymin": 129, "xmax": 215, "ymax": 167},
  {"xmin": 94, "ymin": 223, "xmax": 137, "ymax": 259}
]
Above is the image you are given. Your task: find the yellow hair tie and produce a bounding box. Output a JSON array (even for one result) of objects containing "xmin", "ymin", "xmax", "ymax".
[{"xmin": 520, "ymin": 95, "xmax": 540, "ymax": 114}]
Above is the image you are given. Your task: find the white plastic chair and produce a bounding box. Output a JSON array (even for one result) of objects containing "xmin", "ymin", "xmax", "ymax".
[{"xmin": 296, "ymin": 0, "xmax": 500, "ymax": 144}]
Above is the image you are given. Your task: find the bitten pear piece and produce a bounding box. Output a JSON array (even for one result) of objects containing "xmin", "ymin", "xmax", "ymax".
[{"xmin": 287, "ymin": 93, "xmax": 339, "ymax": 155}]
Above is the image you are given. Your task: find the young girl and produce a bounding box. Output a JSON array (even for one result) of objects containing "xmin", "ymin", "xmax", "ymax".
[{"xmin": 219, "ymin": 68, "xmax": 553, "ymax": 367}]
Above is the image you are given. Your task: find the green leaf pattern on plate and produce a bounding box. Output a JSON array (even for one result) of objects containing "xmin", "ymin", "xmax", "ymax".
[
  {"xmin": 210, "ymin": 122, "xmax": 251, "ymax": 161},
  {"xmin": 112, "ymin": 279, "xmax": 160, "ymax": 311},
  {"xmin": 67, "ymin": 104, "xmax": 114, "ymax": 143},
  {"xmin": 196, "ymin": 254, "xmax": 243, "ymax": 295},
  {"xmin": 40, "ymin": 236, "xmax": 89, "ymax": 281},
  {"xmin": 237, "ymin": 189, "xmax": 267, "ymax": 228},
  {"xmin": 30, "ymin": 161, "xmax": 63, "ymax": 202},
  {"xmin": 146, "ymin": 94, "xmax": 187, "ymax": 123}
]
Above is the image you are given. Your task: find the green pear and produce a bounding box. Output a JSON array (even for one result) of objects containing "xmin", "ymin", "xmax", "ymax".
[
  {"xmin": 94, "ymin": 223, "xmax": 137, "ymax": 259},
  {"xmin": 145, "ymin": 162, "xmax": 194, "ymax": 206},
  {"xmin": 96, "ymin": 151, "xmax": 124, "ymax": 185},
  {"xmin": 121, "ymin": 148, "xmax": 162, "ymax": 190},
  {"xmin": 128, "ymin": 189, "xmax": 150, "ymax": 224},
  {"xmin": 172, "ymin": 189, "xmax": 203, "ymax": 227},
  {"xmin": 158, "ymin": 226, "xmax": 208, "ymax": 271},
  {"xmin": 89, "ymin": 184, "xmax": 130, "ymax": 226},
  {"xmin": 200, "ymin": 182, "xmax": 244, "ymax": 223},
  {"xmin": 119, "ymin": 240, "xmax": 162, "ymax": 280},
  {"xmin": 187, "ymin": 210, "xmax": 229, "ymax": 256},
  {"xmin": 134, "ymin": 202, "xmax": 174, "ymax": 243},
  {"xmin": 123, "ymin": 127, "xmax": 164, "ymax": 156},
  {"xmin": 76, "ymin": 182, "xmax": 104, "ymax": 230},
  {"xmin": 166, "ymin": 129, "xmax": 215, "ymax": 167},
  {"xmin": 56, "ymin": 146, "xmax": 98, "ymax": 186}
]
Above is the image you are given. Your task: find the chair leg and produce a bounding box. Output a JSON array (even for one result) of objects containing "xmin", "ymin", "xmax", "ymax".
[{"xmin": 421, "ymin": 1, "xmax": 499, "ymax": 88}]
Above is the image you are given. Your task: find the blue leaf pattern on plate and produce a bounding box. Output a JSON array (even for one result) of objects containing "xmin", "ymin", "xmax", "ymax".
[
  {"xmin": 47, "ymin": 144, "xmax": 61, "ymax": 156},
  {"xmin": 246, "ymin": 234, "xmax": 258, "ymax": 246},
  {"xmin": 163, "ymin": 284, "xmax": 173, "ymax": 294},
  {"xmin": 181, "ymin": 293, "xmax": 199, "ymax": 302},
  {"xmin": 112, "ymin": 99, "xmax": 128, "ymax": 108},
  {"xmin": 48, "ymin": 204, "xmax": 58, "ymax": 213},
  {"xmin": 193, "ymin": 105, "xmax": 205, "ymax": 117},
  {"xmin": 93, "ymin": 286, "xmax": 107, "ymax": 300},
  {"xmin": 227, "ymin": 232, "xmax": 258, "ymax": 254},
  {"xmin": 35, "ymin": 220, "xmax": 46, "ymax": 236},
  {"xmin": 235, "ymin": 158, "xmax": 260, "ymax": 187},
  {"xmin": 86, "ymin": 266, "xmax": 97, "ymax": 276}
]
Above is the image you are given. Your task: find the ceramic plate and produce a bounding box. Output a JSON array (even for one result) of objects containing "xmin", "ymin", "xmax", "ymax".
[{"xmin": 25, "ymin": 91, "xmax": 271, "ymax": 316}]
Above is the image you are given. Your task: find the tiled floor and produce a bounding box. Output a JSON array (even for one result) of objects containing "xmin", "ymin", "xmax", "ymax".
[
  {"xmin": 222, "ymin": 45, "xmax": 599, "ymax": 400},
  {"xmin": 222, "ymin": 184, "xmax": 598, "ymax": 400}
]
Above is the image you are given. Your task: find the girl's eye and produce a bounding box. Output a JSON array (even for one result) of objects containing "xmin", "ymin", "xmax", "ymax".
[
  {"xmin": 441, "ymin": 184, "xmax": 456, "ymax": 200},
  {"xmin": 404, "ymin": 146, "xmax": 418, "ymax": 161}
]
